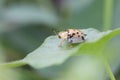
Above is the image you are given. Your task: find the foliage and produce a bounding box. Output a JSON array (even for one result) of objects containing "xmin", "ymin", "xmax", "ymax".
[
  {"xmin": 0, "ymin": 0, "xmax": 120, "ymax": 80},
  {"xmin": 1, "ymin": 28, "xmax": 120, "ymax": 80}
]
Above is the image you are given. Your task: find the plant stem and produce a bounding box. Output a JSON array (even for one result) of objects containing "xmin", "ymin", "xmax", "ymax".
[
  {"xmin": 0, "ymin": 60, "xmax": 27, "ymax": 70},
  {"xmin": 103, "ymin": 0, "xmax": 114, "ymax": 30},
  {"xmin": 99, "ymin": 51, "xmax": 116, "ymax": 80},
  {"xmin": 104, "ymin": 60, "xmax": 116, "ymax": 80}
]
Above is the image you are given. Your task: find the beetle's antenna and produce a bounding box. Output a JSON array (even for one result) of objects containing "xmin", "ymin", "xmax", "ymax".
[
  {"xmin": 53, "ymin": 30, "xmax": 58, "ymax": 35},
  {"xmin": 51, "ymin": 28, "xmax": 59, "ymax": 35}
]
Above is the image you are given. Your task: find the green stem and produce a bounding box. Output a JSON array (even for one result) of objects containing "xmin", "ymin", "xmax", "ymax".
[
  {"xmin": 0, "ymin": 60, "xmax": 27, "ymax": 70},
  {"xmin": 103, "ymin": 0, "xmax": 114, "ymax": 30},
  {"xmin": 104, "ymin": 59, "xmax": 116, "ymax": 80},
  {"xmin": 98, "ymin": 51, "xmax": 116, "ymax": 80}
]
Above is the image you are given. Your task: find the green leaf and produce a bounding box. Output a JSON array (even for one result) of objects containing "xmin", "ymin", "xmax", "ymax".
[
  {"xmin": 0, "ymin": 28, "xmax": 120, "ymax": 70},
  {"xmin": 23, "ymin": 35, "xmax": 79, "ymax": 69},
  {"xmin": 76, "ymin": 28, "xmax": 120, "ymax": 55},
  {"xmin": 22, "ymin": 28, "xmax": 120, "ymax": 69},
  {"xmin": 54, "ymin": 56, "xmax": 105, "ymax": 80}
]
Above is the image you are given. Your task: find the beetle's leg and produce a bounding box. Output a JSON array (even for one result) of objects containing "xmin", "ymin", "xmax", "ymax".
[{"xmin": 59, "ymin": 39, "xmax": 65, "ymax": 47}]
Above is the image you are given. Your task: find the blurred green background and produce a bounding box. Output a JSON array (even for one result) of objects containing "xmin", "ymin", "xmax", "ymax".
[{"xmin": 0, "ymin": 0, "xmax": 120, "ymax": 80}]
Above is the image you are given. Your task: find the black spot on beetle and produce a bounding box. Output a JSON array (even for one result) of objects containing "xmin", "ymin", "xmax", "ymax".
[
  {"xmin": 77, "ymin": 32, "xmax": 79, "ymax": 34},
  {"xmin": 78, "ymin": 35, "xmax": 80, "ymax": 37},
  {"xmin": 70, "ymin": 35, "xmax": 73, "ymax": 38},
  {"xmin": 67, "ymin": 34, "xmax": 70, "ymax": 36},
  {"xmin": 72, "ymin": 33, "xmax": 75, "ymax": 36},
  {"xmin": 81, "ymin": 36, "xmax": 85, "ymax": 40},
  {"xmin": 58, "ymin": 35, "xmax": 61, "ymax": 38}
]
